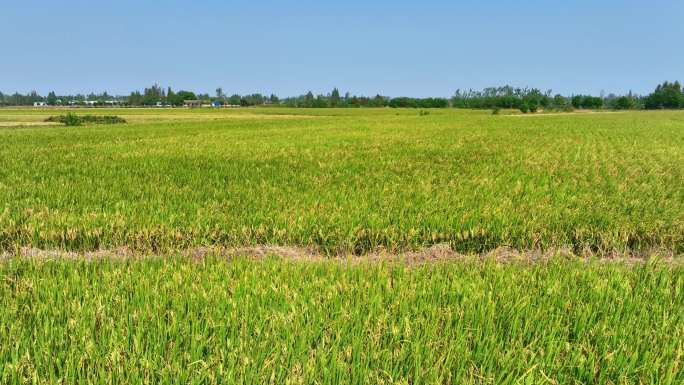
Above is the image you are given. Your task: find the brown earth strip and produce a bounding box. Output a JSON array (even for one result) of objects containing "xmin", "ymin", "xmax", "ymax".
[{"xmin": 1, "ymin": 245, "xmax": 681, "ymax": 265}]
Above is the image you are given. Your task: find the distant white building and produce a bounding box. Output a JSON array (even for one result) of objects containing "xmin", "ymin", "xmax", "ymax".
[{"xmin": 33, "ymin": 101, "xmax": 47, "ymax": 107}]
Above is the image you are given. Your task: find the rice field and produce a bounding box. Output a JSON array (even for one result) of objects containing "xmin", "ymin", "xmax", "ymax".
[
  {"xmin": 2, "ymin": 107, "xmax": 684, "ymax": 383},
  {"xmin": 0, "ymin": 108, "xmax": 682, "ymax": 255},
  {"xmin": 1, "ymin": 257, "xmax": 683, "ymax": 384}
]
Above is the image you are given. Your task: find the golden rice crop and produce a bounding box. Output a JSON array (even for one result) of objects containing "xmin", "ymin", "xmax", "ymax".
[{"xmin": 0, "ymin": 108, "xmax": 682, "ymax": 255}]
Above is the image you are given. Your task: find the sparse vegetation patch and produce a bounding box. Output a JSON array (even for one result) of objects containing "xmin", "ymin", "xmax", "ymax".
[{"xmin": 45, "ymin": 114, "xmax": 126, "ymax": 126}]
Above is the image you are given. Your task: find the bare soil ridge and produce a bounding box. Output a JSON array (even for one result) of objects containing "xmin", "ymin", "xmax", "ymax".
[{"xmin": 2, "ymin": 244, "xmax": 681, "ymax": 265}]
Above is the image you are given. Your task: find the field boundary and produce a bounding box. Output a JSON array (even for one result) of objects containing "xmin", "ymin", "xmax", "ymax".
[
  {"xmin": 2, "ymin": 245, "xmax": 681, "ymax": 265},
  {"xmin": 504, "ymin": 110, "xmax": 625, "ymax": 117}
]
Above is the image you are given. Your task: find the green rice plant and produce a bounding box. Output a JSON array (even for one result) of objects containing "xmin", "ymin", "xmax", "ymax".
[
  {"xmin": 0, "ymin": 257, "xmax": 682, "ymax": 384},
  {"xmin": 0, "ymin": 108, "xmax": 683, "ymax": 255}
]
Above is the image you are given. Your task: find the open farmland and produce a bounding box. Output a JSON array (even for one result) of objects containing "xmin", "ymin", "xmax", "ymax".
[
  {"xmin": 0, "ymin": 108, "xmax": 683, "ymax": 256},
  {"xmin": 1, "ymin": 107, "xmax": 684, "ymax": 384}
]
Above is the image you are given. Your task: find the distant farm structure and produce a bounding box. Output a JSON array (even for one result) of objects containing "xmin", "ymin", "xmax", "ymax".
[
  {"xmin": 26, "ymin": 98, "xmax": 239, "ymax": 109},
  {"xmin": 183, "ymin": 100, "xmax": 201, "ymax": 108}
]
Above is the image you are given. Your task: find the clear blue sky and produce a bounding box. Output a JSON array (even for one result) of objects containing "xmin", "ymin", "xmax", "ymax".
[{"xmin": 1, "ymin": 0, "xmax": 682, "ymax": 97}]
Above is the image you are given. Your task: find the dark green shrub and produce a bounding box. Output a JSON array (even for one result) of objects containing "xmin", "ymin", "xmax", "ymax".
[
  {"xmin": 63, "ymin": 112, "xmax": 81, "ymax": 126},
  {"xmin": 44, "ymin": 116, "xmax": 63, "ymax": 123},
  {"xmin": 529, "ymin": 101, "xmax": 539, "ymax": 113},
  {"xmin": 491, "ymin": 107, "xmax": 501, "ymax": 115},
  {"xmin": 80, "ymin": 115, "xmax": 127, "ymax": 124},
  {"xmin": 612, "ymin": 96, "xmax": 635, "ymax": 110},
  {"xmin": 519, "ymin": 104, "xmax": 530, "ymax": 114},
  {"xmin": 45, "ymin": 114, "xmax": 126, "ymax": 126},
  {"xmin": 390, "ymin": 97, "xmax": 448, "ymax": 108}
]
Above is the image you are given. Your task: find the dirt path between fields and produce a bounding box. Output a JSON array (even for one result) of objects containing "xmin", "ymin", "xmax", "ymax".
[
  {"xmin": 506, "ymin": 111, "xmax": 625, "ymax": 117},
  {"xmin": 0, "ymin": 121, "xmax": 60, "ymax": 127},
  {"xmin": 1, "ymin": 245, "xmax": 681, "ymax": 265}
]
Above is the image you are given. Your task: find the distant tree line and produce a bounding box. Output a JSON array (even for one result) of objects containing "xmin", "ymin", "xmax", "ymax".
[
  {"xmin": 1, "ymin": 82, "xmax": 682, "ymax": 111},
  {"xmin": 642, "ymin": 81, "xmax": 683, "ymax": 109},
  {"xmin": 451, "ymin": 86, "xmax": 558, "ymax": 112},
  {"xmin": 451, "ymin": 86, "xmax": 637, "ymax": 112},
  {"xmin": 0, "ymin": 90, "xmax": 127, "ymax": 106},
  {"xmin": 388, "ymin": 97, "xmax": 449, "ymax": 108},
  {"xmin": 280, "ymin": 89, "xmax": 389, "ymax": 108},
  {"xmin": 451, "ymin": 82, "xmax": 683, "ymax": 112}
]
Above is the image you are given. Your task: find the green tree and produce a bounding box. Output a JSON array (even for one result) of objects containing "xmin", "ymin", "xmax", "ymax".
[
  {"xmin": 584, "ymin": 96, "xmax": 603, "ymax": 109},
  {"xmin": 552, "ymin": 94, "xmax": 567, "ymax": 108},
  {"xmin": 370, "ymin": 94, "xmax": 388, "ymax": 107},
  {"xmin": 303, "ymin": 91, "xmax": 315, "ymax": 108},
  {"xmin": 176, "ymin": 91, "xmax": 197, "ymax": 105},
  {"xmin": 228, "ymin": 94, "xmax": 241, "ymax": 106},
  {"xmin": 46, "ymin": 91, "xmax": 58, "ymax": 106},
  {"xmin": 166, "ymin": 87, "xmax": 176, "ymax": 105},
  {"xmin": 330, "ymin": 88, "xmax": 341, "ymax": 107},
  {"xmin": 571, "ymin": 95, "xmax": 583, "ymax": 109},
  {"xmin": 612, "ymin": 96, "xmax": 634, "ymax": 110},
  {"xmin": 644, "ymin": 81, "xmax": 682, "ymax": 109},
  {"xmin": 142, "ymin": 84, "xmax": 164, "ymax": 105},
  {"xmin": 128, "ymin": 91, "xmax": 144, "ymax": 106}
]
